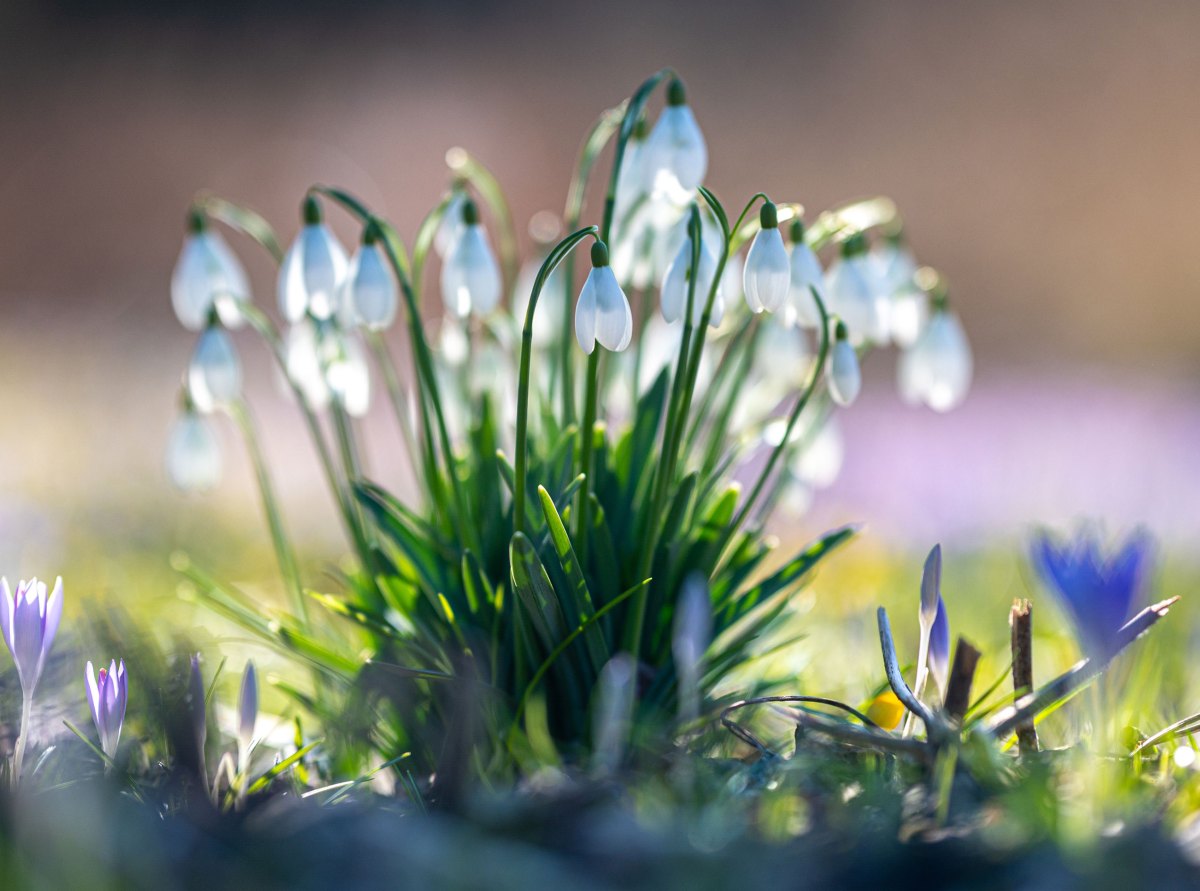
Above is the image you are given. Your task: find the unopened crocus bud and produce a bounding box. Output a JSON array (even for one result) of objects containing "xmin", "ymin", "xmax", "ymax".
[
  {"xmin": 189, "ymin": 654, "xmax": 207, "ymax": 756},
  {"xmin": 825, "ymin": 234, "xmax": 881, "ymax": 344},
  {"xmin": 238, "ymin": 660, "xmax": 257, "ymax": 755},
  {"xmin": 575, "ymin": 241, "xmax": 633, "ymax": 354},
  {"xmin": 743, "ymin": 202, "xmax": 791, "ymax": 314},
  {"xmin": 187, "ymin": 325, "xmax": 243, "ymax": 412},
  {"xmin": 86, "ymin": 658, "xmax": 127, "ymax": 760},
  {"xmin": 278, "ymin": 197, "xmax": 349, "ymax": 323},
  {"xmin": 441, "ymin": 199, "xmax": 501, "ymax": 318},
  {"xmin": 1, "ymin": 577, "xmax": 63, "ymax": 698},
  {"xmin": 343, "ymin": 222, "xmax": 397, "ymax": 331},
  {"xmin": 827, "ymin": 321, "xmax": 861, "ymax": 406},
  {"xmin": 660, "ymin": 235, "xmax": 721, "ymax": 327},
  {"xmin": 787, "ymin": 219, "xmax": 826, "ymax": 329},
  {"xmin": 929, "ymin": 596, "xmax": 950, "ymax": 702},
  {"xmin": 171, "ymin": 210, "xmax": 251, "ymax": 331},
  {"xmin": 165, "ymin": 408, "xmax": 222, "ymax": 492},
  {"xmin": 643, "ymin": 78, "xmax": 707, "ymax": 201}
]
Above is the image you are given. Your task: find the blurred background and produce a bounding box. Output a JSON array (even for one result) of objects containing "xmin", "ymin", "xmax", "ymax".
[{"xmin": 2, "ymin": 0, "xmax": 1199, "ymax": 614}]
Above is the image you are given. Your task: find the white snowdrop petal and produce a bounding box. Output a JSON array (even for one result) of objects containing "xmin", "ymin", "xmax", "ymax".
[
  {"xmin": 165, "ymin": 413, "xmax": 222, "ymax": 493},
  {"xmin": 592, "ymin": 267, "xmax": 632, "ymax": 352},
  {"xmin": 914, "ymin": 311, "xmax": 973, "ymax": 411},
  {"xmin": 890, "ymin": 287, "xmax": 930, "ymax": 348},
  {"xmin": 574, "ymin": 273, "xmax": 598, "ymax": 354},
  {"xmin": 347, "ymin": 244, "xmax": 397, "ymax": 331},
  {"xmin": 744, "ymin": 228, "xmax": 791, "ymax": 314},
  {"xmin": 171, "ymin": 236, "xmax": 215, "ymax": 331},
  {"xmin": 788, "ymin": 243, "xmax": 825, "ymax": 329},
  {"xmin": 277, "ymin": 239, "xmax": 307, "ymax": 323},
  {"xmin": 441, "ymin": 224, "xmax": 501, "ymax": 318},
  {"xmin": 645, "ymin": 105, "xmax": 708, "ymax": 196},
  {"xmin": 825, "ymin": 256, "xmax": 879, "ymax": 344},
  {"xmin": 326, "ymin": 334, "xmax": 372, "ymax": 417},
  {"xmin": 188, "ymin": 328, "xmax": 243, "ymax": 412},
  {"xmin": 206, "ymin": 232, "xmax": 251, "ymax": 329},
  {"xmin": 828, "ymin": 339, "xmax": 862, "ymax": 407},
  {"xmin": 285, "ymin": 320, "xmax": 331, "ymax": 409},
  {"xmin": 660, "ymin": 236, "xmax": 719, "ymax": 326},
  {"xmin": 300, "ymin": 224, "xmax": 349, "ymax": 320}
]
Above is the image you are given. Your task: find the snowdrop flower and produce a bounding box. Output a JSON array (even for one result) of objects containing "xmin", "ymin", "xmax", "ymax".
[
  {"xmin": 165, "ymin": 408, "xmax": 222, "ymax": 492},
  {"xmin": 1, "ymin": 577, "xmax": 62, "ymax": 698},
  {"xmin": 1030, "ymin": 527, "xmax": 1153, "ymax": 662},
  {"xmin": 897, "ymin": 302, "xmax": 972, "ymax": 412},
  {"xmin": 615, "ymin": 116, "xmax": 649, "ymax": 214},
  {"xmin": 278, "ymin": 197, "xmax": 349, "ymax": 323},
  {"xmin": 610, "ymin": 202, "xmax": 660, "ymax": 291},
  {"xmin": 441, "ymin": 199, "xmax": 501, "ymax": 318},
  {"xmin": 827, "ymin": 321, "xmax": 861, "ymax": 407},
  {"xmin": 575, "ymin": 241, "xmax": 633, "ymax": 354},
  {"xmin": 874, "ymin": 236, "xmax": 926, "ymax": 347},
  {"xmin": 86, "ymin": 659, "xmax": 127, "ymax": 761},
  {"xmin": 343, "ymin": 222, "xmax": 397, "ymax": 331},
  {"xmin": 660, "ymin": 235, "xmax": 723, "ymax": 326},
  {"xmin": 786, "ymin": 219, "xmax": 825, "ymax": 329},
  {"xmin": 284, "ymin": 318, "xmax": 332, "ymax": 409},
  {"xmin": 187, "ymin": 325, "xmax": 242, "ymax": 412},
  {"xmin": 825, "ymin": 234, "xmax": 883, "ymax": 344},
  {"xmin": 743, "ymin": 202, "xmax": 791, "ymax": 313},
  {"xmin": 643, "ymin": 78, "xmax": 707, "ymax": 202},
  {"xmin": 323, "ymin": 330, "xmax": 371, "ymax": 418},
  {"xmin": 171, "ymin": 210, "xmax": 251, "ymax": 331},
  {"xmin": 434, "ymin": 189, "xmax": 468, "ymax": 259}
]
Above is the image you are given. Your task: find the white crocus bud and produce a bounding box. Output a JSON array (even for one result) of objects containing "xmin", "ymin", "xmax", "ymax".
[
  {"xmin": 171, "ymin": 211, "xmax": 251, "ymax": 331},
  {"xmin": 743, "ymin": 202, "xmax": 791, "ymax": 314},
  {"xmin": 284, "ymin": 318, "xmax": 332, "ymax": 409},
  {"xmin": 188, "ymin": 325, "xmax": 242, "ymax": 412},
  {"xmin": 898, "ymin": 302, "xmax": 972, "ymax": 412},
  {"xmin": 323, "ymin": 331, "xmax": 371, "ymax": 418},
  {"xmin": 441, "ymin": 199, "xmax": 502, "ymax": 319},
  {"xmin": 343, "ymin": 223, "xmax": 397, "ymax": 331},
  {"xmin": 786, "ymin": 219, "xmax": 825, "ymax": 329},
  {"xmin": 165, "ymin": 408, "xmax": 222, "ymax": 492},
  {"xmin": 661, "ymin": 235, "xmax": 721, "ymax": 327},
  {"xmin": 574, "ymin": 241, "xmax": 633, "ymax": 354},
  {"xmin": 828, "ymin": 321, "xmax": 862, "ymax": 407},
  {"xmin": 278, "ymin": 197, "xmax": 349, "ymax": 323},
  {"xmin": 825, "ymin": 234, "xmax": 882, "ymax": 344},
  {"xmin": 644, "ymin": 78, "xmax": 707, "ymax": 201}
]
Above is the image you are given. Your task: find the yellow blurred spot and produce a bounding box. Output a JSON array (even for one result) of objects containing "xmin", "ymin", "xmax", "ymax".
[{"xmin": 866, "ymin": 690, "xmax": 905, "ymax": 731}]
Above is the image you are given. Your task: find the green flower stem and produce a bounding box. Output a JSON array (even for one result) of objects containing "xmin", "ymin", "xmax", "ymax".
[
  {"xmin": 514, "ymin": 226, "xmax": 599, "ymax": 536},
  {"xmin": 575, "ymin": 68, "xmax": 675, "ymax": 552},
  {"xmin": 230, "ymin": 400, "xmax": 308, "ymax": 625},
  {"xmin": 559, "ymin": 105, "xmax": 626, "ymax": 423},
  {"xmin": 714, "ymin": 289, "xmax": 831, "ymax": 573},
  {"xmin": 12, "ymin": 691, "xmax": 32, "ymax": 786},
  {"xmin": 365, "ymin": 331, "xmax": 430, "ymax": 507},
  {"xmin": 236, "ymin": 302, "xmax": 363, "ymax": 553},
  {"xmin": 312, "ymin": 186, "xmax": 479, "ymax": 555}
]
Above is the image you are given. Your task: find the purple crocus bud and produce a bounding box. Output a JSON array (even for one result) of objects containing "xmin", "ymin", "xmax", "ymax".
[
  {"xmin": 1, "ymin": 577, "xmax": 63, "ymax": 698},
  {"xmin": 86, "ymin": 659, "xmax": 127, "ymax": 760},
  {"xmin": 1030, "ymin": 527, "xmax": 1153, "ymax": 663},
  {"xmin": 189, "ymin": 654, "xmax": 207, "ymax": 755},
  {"xmin": 238, "ymin": 660, "xmax": 257, "ymax": 754},
  {"xmin": 929, "ymin": 596, "xmax": 951, "ymax": 701}
]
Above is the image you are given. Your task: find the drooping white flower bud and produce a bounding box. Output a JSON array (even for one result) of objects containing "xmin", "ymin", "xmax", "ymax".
[
  {"xmin": 828, "ymin": 321, "xmax": 862, "ymax": 407},
  {"xmin": 898, "ymin": 303, "xmax": 972, "ymax": 412},
  {"xmin": 825, "ymin": 234, "xmax": 883, "ymax": 344},
  {"xmin": 323, "ymin": 330, "xmax": 372, "ymax": 418},
  {"xmin": 743, "ymin": 202, "xmax": 791, "ymax": 314},
  {"xmin": 171, "ymin": 211, "xmax": 251, "ymax": 331},
  {"xmin": 278, "ymin": 197, "xmax": 349, "ymax": 323},
  {"xmin": 643, "ymin": 78, "xmax": 707, "ymax": 201},
  {"xmin": 343, "ymin": 222, "xmax": 397, "ymax": 331},
  {"xmin": 434, "ymin": 190, "xmax": 468, "ymax": 259},
  {"xmin": 575, "ymin": 241, "xmax": 633, "ymax": 354},
  {"xmin": 188, "ymin": 325, "xmax": 242, "ymax": 412},
  {"xmin": 660, "ymin": 235, "xmax": 722, "ymax": 327},
  {"xmin": 786, "ymin": 219, "xmax": 825, "ymax": 329},
  {"xmin": 615, "ymin": 116, "xmax": 650, "ymax": 215},
  {"xmin": 165, "ymin": 409, "xmax": 222, "ymax": 493},
  {"xmin": 440, "ymin": 199, "xmax": 501, "ymax": 318},
  {"xmin": 283, "ymin": 318, "xmax": 331, "ymax": 409}
]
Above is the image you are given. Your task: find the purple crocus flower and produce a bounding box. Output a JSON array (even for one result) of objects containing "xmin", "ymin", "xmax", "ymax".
[
  {"xmin": 238, "ymin": 660, "xmax": 257, "ymax": 756},
  {"xmin": 1030, "ymin": 527, "xmax": 1153, "ymax": 662},
  {"xmin": 86, "ymin": 659, "xmax": 128, "ymax": 760},
  {"xmin": 929, "ymin": 596, "xmax": 950, "ymax": 700},
  {"xmin": 0, "ymin": 577, "xmax": 63, "ymax": 697}
]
